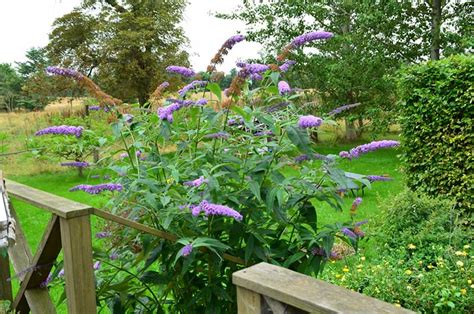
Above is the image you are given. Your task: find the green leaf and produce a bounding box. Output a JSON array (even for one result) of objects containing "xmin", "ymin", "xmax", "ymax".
[
  {"xmin": 283, "ymin": 251, "xmax": 306, "ymax": 268},
  {"xmin": 206, "ymin": 83, "xmax": 222, "ymax": 102},
  {"xmin": 139, "ymin": 271, "xmax": 169, "ymax": 285},
  {"xmin": 245, "ymin": 235, "xmax": 255, "ymax": 263},
  {"xmin": 286, "ymin": 125, "xmax": 312, "ymax": 154},
  {"xmin": 248, "ymin": 180, "xmax": 261, "ymax": 201}
]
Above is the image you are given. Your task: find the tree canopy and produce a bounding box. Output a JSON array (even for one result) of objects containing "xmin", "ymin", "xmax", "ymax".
[{"xmin": 47, "ymin": 0, "xmax": 190, "ymax": 104}]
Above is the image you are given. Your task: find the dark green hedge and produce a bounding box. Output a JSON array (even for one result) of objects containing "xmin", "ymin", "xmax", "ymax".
[{"xmin": 397, "ymin": 54, "xmax": 473, "ymax": 219}]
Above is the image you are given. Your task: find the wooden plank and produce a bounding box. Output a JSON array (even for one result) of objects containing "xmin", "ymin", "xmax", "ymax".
[
  {"xmin": 237, "ymin": 286, "xmax": 261, "ymax": 314},
  {"xmin": 12, "ymin": 215, "xmax": 61, "ymax": 313},
  {"xmin": 5, "ymin": 180, "xmax": 92, "ymax": 219},
  {"xmin": 7, "ymin": 206, "xmax": 56, "ymax": 313},
  {"xmin": 233, "ymin": 263, "xmax": 414, "ymax": 314},
  {"xmin": 60, "ymin": 215, "xmax": 96, "ymax": 313},
  {"xmin": 0, "ymin": 254, "xmax": 12, "ymax": 303},
  {"xmin": 93, "ymin": 208, "xmax": 246, "ymax": 265}
]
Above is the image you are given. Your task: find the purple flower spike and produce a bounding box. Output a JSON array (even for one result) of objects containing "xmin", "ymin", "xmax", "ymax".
[
  {"xmin": 204, "ymin": 132, "xmax": 230, "ymax": 139},
  {"xmin": 183, "ymin": 176, "xmax": 208, "ymax": 187},
  {"xmin": 223, "ymin": 34, "xmax": 245, "ymax": 49},
  {"xmin": 367, "ymin": 175, "xmax": 392, "ymax": 182},
  {"xmin": 166, "ymin": 66, "xmax": 195, "ymax": 78},
  {"xmin": 328, "ymin": 103, "xmax": 361, "ymax": 116},
  {"xmin": 178, "ymin": 80, "xmax": 207, "ymax": 96},
  {"xmin": 341, "ymin": 227, "xmax": 357, "ymax": 239},
  {"xmin": 250, "ymin": 73, "xmax": 263, "ymax": 81},
  {"xmin": 254, "ymin": 130, "xmax": 273, "ymax": 137},
  {"xmin": 353, "ymin": 197, "xmax": 362, "ymax": 207},
  {"xmin": 69, "ymin": 183, "xmax": 123, "ymax": 194},
  {"xmin": 40, "ymin": 273, "xmax": 53, "ymax": 288},
  {"xmin": 195, "ymin": 98, "xmax": 208, "ymax": 106},
  {"xmin": 198, "ymin": 200, "xmax": 243, "ymax": 221},
  {"xmin": 355, "ymin": 219, "xmax": 369, "ymax": 227},
  {"xmin": 157, "ymin": 103, "xmax": 182, "ymax": 122},
  {"xmin": 182, "ymin": 244, "xmax": 193, "ymax": 257},
  {"xmin": 93, "ymin": 261, "xmax": 101, "ymax": 270},
  {"xmin": 298, "ymin": 115, "xmax": 323, "ymax": 128},
  {"xmin": 228, "ymin": 117, "xmax": 244, "ymax": 126},
  {"xmin": 58, "ymin": 268, "xmax": 65, "ymax": 278},
  {"xmin": 96, "ymin": 231, "xmax": 111, "ymax": 239},
  {"xmin": 46, "ymin": 66, "xmax": 83, "ymax": 80},
  {"xmin": 291, "ymin": 31, "xmax": 333, "ymax": 47},
  {"xmin": 159, "ymin": 81, "xmax": 170, "ymax": 89},
  {"xmin": 279, "ymin": 60, "xmax": 296, "ymax": 72},
  {"xmin": 88, "ymin": 105, "xmax": 101, "ymax": 111},
  {"xmin": 340, "ymin": 140, "xmax": 400, "ymax": 159},
  {"xmin": 278, "ymin": 81, "xmax": 291, "ymax": 95},
  {"xmin": 60, "ymin": 161, "xmax": 89, "ymax": 168},
  {"xmin": 35, "ymin": 125, "xmax": 84, "ymax": 138},
  {"xmin": 110, "ymin": 252, "xmax": 119, "ymax": 260}
]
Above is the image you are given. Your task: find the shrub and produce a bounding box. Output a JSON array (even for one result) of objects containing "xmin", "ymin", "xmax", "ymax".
[
  {"xmin": 397, "ymin": 54, "xmax": 473, "ymax": 220},
  {"xmin": 322, "ymin": 190, "xmax": 473, "ymax": 313}
]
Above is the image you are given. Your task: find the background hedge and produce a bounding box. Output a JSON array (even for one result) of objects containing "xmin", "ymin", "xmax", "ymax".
[{"xmin": 397, "ymin": 54, "xmax": 473, "ymax": 222}]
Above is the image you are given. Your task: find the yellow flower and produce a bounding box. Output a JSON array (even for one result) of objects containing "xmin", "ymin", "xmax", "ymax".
[
  {"xmin": 408, "ymin": 243, "xmax": 416, "ymax": 249},
  {"xmin": 405, "ymin": 270, "xmax": 413, "ymax": 275},
  {"xmin": 394, "ymin": 304, "xmax": 401, "ymax": 307},
  {"xmin": 361, "ymin": 256, "xmax": 366, "ymax": 261},
  {"xmin": 331, "ymin": 260, "xmax": 336, "ymax": 264},
  {"xmin": 460, "ymin": 289, "xmax": 467, "ymax": 295},
  {"xmin": 342, "ymin": 266, "xmax": 350, "ymax": 273},
  {"xmin": 166, "ymin": 178, "xmax": 173, "ymax": 184},
  {"xmin": 464, "ymin": 244, "xmax": 471, "ymax": 249},
  {"xmin": 335, "ymin": 274, "xmax": 342, "ymax": 279},
  {"xmin": 357, "ymin": 269, "xmax": 362, "ymax": 272},
  {"xmin": 470, "ymin": 284, "xmax": 474, "ymax": 289},
  {"xmin": 427, "ymin": 264, "xmax": 435, "ymax": 269},
  {"xmin": 455, "ymin": 251, "xmax": 467, "ymax": 256},
  {"xmin": 468, "ymin": 280, "xmax": 472, "ymax": 285},
  {"xmin": 456, "ymin": 261, "xmax": 464, "ymax": 267}
]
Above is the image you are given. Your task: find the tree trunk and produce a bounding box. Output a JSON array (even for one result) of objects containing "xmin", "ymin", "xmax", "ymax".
[
  {"xmin": 78, "ymin": 166, "xmax": 84, "ymax": 178},
  {"xmin": 344, "ymin": 118, "xmax": 358, "ymax": 142},
  {"xmin": 357, "ymin": 116, "xmax": 364, "ymax": 137},
  {"xmin": 430, "ymin": 0, "xmax": 442, "ymax": 60}
]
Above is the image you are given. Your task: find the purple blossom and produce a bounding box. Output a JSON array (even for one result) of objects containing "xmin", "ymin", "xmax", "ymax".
[
  {"xmin": 60, "ymin": 161, "xmax": 89, "ymax": 168},
  {"xmin": 291, "ymin": 31, "xmax": 333, "ymax": 47},
  {"xmin": 35, "ymin": 125, "xmax": 84, "ymax": 138},
  {"xmin": 192, "ymin": 201, "xmax": 243, "ymax": 221},
  {"xmin": 294, "ymin": 153, "xmax": 328, "ymax": 163},
  {"xmin": 311, "ymin": 247, "xmax": 339, "ymax": 260},
  {"xmin": 223, "ymin": 88, "xmax": 230, "ymax": 97},
  {"xmin": 93, "ymin": 261, "xmax": 101, "ymax": 270},
  {"xmin": 110, "ymin": 252, "xmax": 119, "ymax": 260},
  {"xmin": 237, "ymin": 62, "xmax": 270, "ymax": 79},
  {"xmin": 178, "ymin": 80, "xmax": 207, "ymax": 96},
  {"xmin": 89, "ymin": 105, "xmax": 101, "ymax": 111},
  {"xmin": 227, "ymin": 117, "xmax": 244, "ymax": 126},
  {"xmin": 297, "ymin": 115, "xmax": 323, "ymax": 128},
  {"xmin": 367, "ymin": 175, "xmax": 392, "ymax": 182},
  {"xmin": 159, "ymin": 81, "xmax": 170, "ymax": 89},
  {"xmin": 96, "ymin": 231, "xmax": 111, "ymax": 239},
  {"xmin": 279, "ymin": 60, "xmax": 296, "ymax": 72},
  {"xmin": 340, "ymin": 140, "xmax": 400, "ymax": 159},
  {"xmin": 223, "ymin": 34, "xmax": 245, "ymax": 49},
  {"xmin": 123, "ymin": 114, "xmax": 134, "ymax": 123},
  {"xmin": 69, "ymin": 183, "xmax": 123, "ymax": 194},
  {"xmin": 120, "ymin": 152, "xmax": 128, "ymax": 159},
  {"xmin": 46, "ymin": 66, "xmax": 83, "ymax": 80},
  {"xmin": 40, "ymin": 273, "xmax": 53, "ymax": 288},
  {"xmin": 250, "ymin": 73, "xmax": 263, "ymax": 81},
  {"xmin": 166, "ymin": 66, "xmax": 195, "ymax": 78},
  {"xmin": 352, "ymin": 197, "xmax": 362, "ymax": 207},
  {"xmin": 182, "ymin": 244, "xmax": 193, "ymax": 257},
  {"xmin": 157, "ymin": 103, "xmax": 182, "ymax": 122},
  {"xmin": 183, "ymin": 176, "xmax": 208, "ymax": 187},
  {"xmin": 167, "ymin": 98, "xmax": 194, "ymax": 107},
  {"xmin": 58, "ymin": 268, "xmax": 65, "ymax": 278},
  {"xmin": 341, "ymin": 227, "xmax": 357, "ymax": 239},
  {"xmin": 355, "ymin": 219, "xmax": 369, "ymax": 227},
  {"xmin": 278, "ymin": 81, "xmax": 291, "ymax": 95},
  {"xmin": 328, "ymin": 103, "xmax": 361, "ymax": 116},
  {"xmin": 195, "ymin": 98, "xmax": 208, "ymax": 106},
  {"xmin": 254, "ymin": 130, "xmax": 273, "ymax": 137},
  {"xmin": 204, "ymin": 132, "xmax": 230, "ymax": 139}
]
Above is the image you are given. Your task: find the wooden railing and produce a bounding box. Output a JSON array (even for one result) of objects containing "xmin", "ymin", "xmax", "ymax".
[
  {"xmin": 1, "ymin": 172, "xmax": 414, "ymax": 313},
  {"xmin": 233, "ymin": 262, "xmax": 414, "ymax": 314}
]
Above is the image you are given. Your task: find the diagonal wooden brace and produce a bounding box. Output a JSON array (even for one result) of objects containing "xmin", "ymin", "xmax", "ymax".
[{"xmin": 12, "ymin": 215, "xmax": 61, "ymax": 314}]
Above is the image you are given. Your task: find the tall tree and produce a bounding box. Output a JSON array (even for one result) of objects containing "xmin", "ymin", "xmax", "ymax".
[
  {"xmin": 47, "ymin": 0, "xmax": 189, "ymax": 105},
  {"xmin": 221, "ymin": 0, "xmax": 472, "ymax": 140}
]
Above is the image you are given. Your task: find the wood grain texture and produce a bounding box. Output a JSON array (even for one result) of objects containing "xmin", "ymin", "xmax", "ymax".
[
  {"xmin": 0, "ymin": 254, "xmax": 12, "ymax": 303},
  {"xmin": 12, "ymin": 215, "xmax": 61, "ymax": 313},
  {"xmin": 233, "ymin": 263, "xmax": 414, "ymax": 314},
  {"xmin": 5, "ymin": 180, "xmax": 92, "ymax": 218},
  {"xmin": 60, "ymin": 215, "xmax": 96, "ymax": 314},
  {"xmin": 7, "ymin": 206, "xmax": 56, "ymax": 314},
  {"xmin": 237, "ymin": 286, "xmax": 261, "ymax": 314}
]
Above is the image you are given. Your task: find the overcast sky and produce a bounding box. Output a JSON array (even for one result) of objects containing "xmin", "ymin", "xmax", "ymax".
[{"xmin": 0, "ymin": 0, "xmax": 261, "ymax": 72}]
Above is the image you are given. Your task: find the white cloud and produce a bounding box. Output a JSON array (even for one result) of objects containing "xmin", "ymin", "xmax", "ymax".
[{"xmin": 0, "ymin": 0, "xmax": 261, "ymax": 72}]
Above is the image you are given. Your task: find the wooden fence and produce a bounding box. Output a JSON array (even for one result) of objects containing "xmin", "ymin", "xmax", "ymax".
[{"xmin": 0, "ymin": 172, "xmax": 414, "ymax": 313}]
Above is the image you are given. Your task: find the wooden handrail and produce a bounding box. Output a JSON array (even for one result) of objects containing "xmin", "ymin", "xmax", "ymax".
[{"xmin": 233, "ymin": 262, "xmax": 415, "ymax": 314}]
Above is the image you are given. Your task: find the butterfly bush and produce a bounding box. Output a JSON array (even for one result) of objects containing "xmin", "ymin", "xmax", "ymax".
[{"xmin": 42, "ymin": 29, "xmax": 400, "ymax": 313}]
